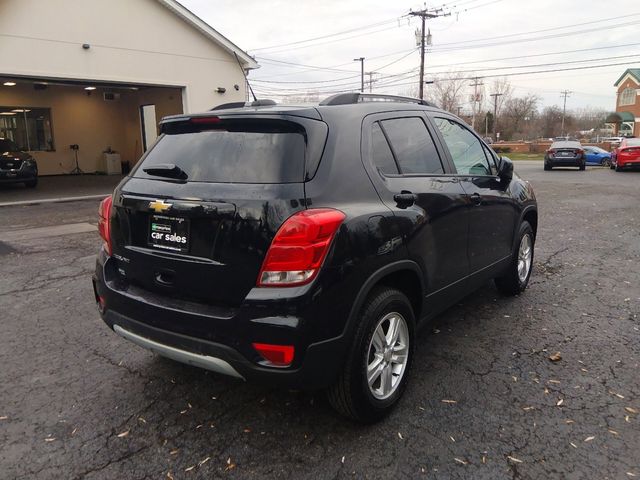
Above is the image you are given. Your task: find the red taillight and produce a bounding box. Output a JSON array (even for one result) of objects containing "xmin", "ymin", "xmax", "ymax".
[
  {"xmin": 257, "ymin": 208, "xmax": 346, "ymax": 287},
  {"xmin": 576, "ymin": 149, "xmax": 584, "ymax": 156},
  {"xmin": 252, "ymin": 343, "xmax": 294, "ymax": 367},
  {"xmin": 98, "ymin": 196, "xmax": 113, "ymax": 255},
  {"xmin": 547, "ymin": 149, "xmax": 556, "ymax": 155}
]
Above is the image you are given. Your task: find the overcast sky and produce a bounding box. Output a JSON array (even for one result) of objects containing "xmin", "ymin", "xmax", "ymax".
[{"xmin": 181, "ymin": 0, "xmax": 639, "ymax": 112}]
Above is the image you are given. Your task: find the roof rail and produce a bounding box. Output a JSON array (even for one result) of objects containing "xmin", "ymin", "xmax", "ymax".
[
  {"xmin": 319, "ymin": 93, "xmax": 436, "ymax": 107},
  {"xmin": 210, "ymin": 99, "xmax": 277, "ymax": 111}
]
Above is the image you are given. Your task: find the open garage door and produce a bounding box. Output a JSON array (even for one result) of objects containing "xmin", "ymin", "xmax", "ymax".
[{"xmin": 0, "ymin": 77, "xmax": 184, "ymax": 176}]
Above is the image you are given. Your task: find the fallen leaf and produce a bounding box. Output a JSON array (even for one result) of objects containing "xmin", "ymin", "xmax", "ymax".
[
  {"xmin": 0, "ymin": 416, "xmax": 8, "ymax": 420},
  {"xmin": 565, "ymin": 419, "xmax": 575, "ymax": 424},
  {"xmin": 522, "ymin": 406, "xmax": 534, "ymax": 411},
  {"xmin": 454, "ymin": 458, "xmax": 468, "ymax": 465},
  {"xmin": 608, "ymin": 429, "xmax": 619, "ymax": 436},
  {"xmin": 170, "ymin": 449, "xmax": 179, "ymax": 455},
  {"xmin": 341, "ymin": 456, "xmax": 345, "ymax": 464},
  {"xmin": 548, "ymin": 379, "xmax": 561, "ymax": 384},
  {"xmin": 627, "ymin": 473, "xmax": 637, "ymax": 477},
  {"xmin": 450, "ymin": 436, "xmax": 455, "ymax": 442},
  {"xmin": 180, "ymin": 410, "xmax": 188, "ymax": 414},
  {"xmin": 549, "ymin": 352, "xmax": 562, "ymax": 362},
  {"xmin": 584, "ymin": 436, "xmax": 595, "ymax": 442},
  {"xmin": 185, "ymin": 466, "xmax": 195, "ymax": 472},
  {"xmin": 398, "ymin": 432, "xmax": 403, "ymax": 440},
  {"xmin": 138, "ymin": 417, "xmax": 146, "ymax": 423},
  {"xmin": 71, "ymin": 428, "xmax": 77, "ymax": 436},
  {"xmin": 243, "ymin": 428, "xmax": 251, "ymax": 433},
  {"xmin": 44, "ymin": 438, "xmax": 56, "ymax": 442},
  {"xmin": 117, "ymin": 430, "xmax": 129, "ymax": 438},
  {"xmin": 441, "ymin": 399, "xmax": 457, "ymax": 404},
  {"xmin": 507, "ymin": 455, "xmax": 523, "ymax": 463},
  {"xmin": 198, "ymin": 456, "xmax": 210, "ymax": 466},
  {"xmin": 167, "ymin": 472, "xmax": 174, "ymax": 480},
  {"xmin": 570, "ymin": 442, "xmax": 577, "ymax": 448},
  {"xmin": 625, "ymin": 407, "xmax": 638, "ymax": 414},
  {"xmin": 556, "ymin": 399, "xmax": 564, "ymax": 406}
]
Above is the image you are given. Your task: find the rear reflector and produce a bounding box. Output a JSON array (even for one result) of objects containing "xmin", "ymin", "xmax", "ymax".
[
  {"xmin": 252, "ymin": 343, "xmax": 294, "ymax": 366},
  {"xmin": 98, "ymin": 196, "xmax": 113, "ymax": 255},
  {"xmin": 257, "ymin": 208, "xmax": 346, "ymax": 287}
]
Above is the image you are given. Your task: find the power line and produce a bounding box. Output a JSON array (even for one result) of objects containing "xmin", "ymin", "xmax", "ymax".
[
  {"xmin": 430, "ymin": 18, "xmax": 640, "ymax": 52},
  {"xmin": 248, "ymin": 16, "xmax": 404, "ymax": 52},
  {"xmin": 431, "ymin": 12, "xmax": 640, "ymax": 48},
  {"xmin": 425, "ymin": 42, "xmax": 640, "ymax": 69}
]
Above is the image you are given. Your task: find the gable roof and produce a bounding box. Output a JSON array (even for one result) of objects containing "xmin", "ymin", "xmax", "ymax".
[
  {"xmin": 156, "ymin": 0, "xmax": 259, "ymax": 70},
  {"xmin": 614, "ymin": 68, "xmax": 640, "ymax": 87}
]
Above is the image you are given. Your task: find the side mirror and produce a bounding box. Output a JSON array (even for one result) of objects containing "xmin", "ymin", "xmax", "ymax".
[{"xmin": 497, "ymin": 156, "xmax": 513, "ymax": 182}]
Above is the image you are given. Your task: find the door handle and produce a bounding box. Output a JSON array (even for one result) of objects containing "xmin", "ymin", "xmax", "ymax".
[
  {"xmin": 470, "ymin": 192, "xmax": 482, "ymax": 206},
  {"xmin": 394, "ymin": 191, "xmax": 417, "ymax": 208}
]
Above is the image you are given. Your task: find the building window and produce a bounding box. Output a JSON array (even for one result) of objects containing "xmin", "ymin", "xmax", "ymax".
[
  {"xmin": 0, "ymin": 106, "xmax": 54, "ymax": 151},
  {"xmin": 619, "ymin": 88, "xmax": 636, "ymax": 107}
]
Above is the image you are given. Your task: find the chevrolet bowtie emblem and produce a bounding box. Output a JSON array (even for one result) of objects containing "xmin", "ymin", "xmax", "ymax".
[{"xmin": 149, "ymin": 199, "xmax": 172, "ymax": 213}]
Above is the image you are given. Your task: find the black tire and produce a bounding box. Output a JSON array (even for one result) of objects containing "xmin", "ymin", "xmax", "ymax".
[
  {"xmin": 495, "ymin": 221, "xmax": 534, "ymax": 296},
  {"xmin": 579, "ymin": 163, "xmax": 586, "ymax": 171},
  {"xmin": 544, "ymin": 163, "xmax": 552, "ymax": 171},
  {"xmin": 615, "ymin": 165, "xmax": 622, "ymax": 172},
  {"xmin": 610, "ymin": 163, "xmax": 616, "ymax": 170},
  {"xmin": 24, "ymin": 178, "xmax": 38, "ymax": 188},
  {"xmin": 327, "ymin": 287, "xmax": 415, "ymax": 423}
]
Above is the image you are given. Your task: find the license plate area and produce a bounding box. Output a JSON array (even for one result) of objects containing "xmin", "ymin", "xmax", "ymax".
[{"xmin": 148, "ymin": 215, "xmax": 190, "ymax": 253}]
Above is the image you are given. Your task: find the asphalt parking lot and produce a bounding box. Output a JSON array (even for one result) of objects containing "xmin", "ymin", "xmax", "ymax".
[{"xmin": 1, "ymin": 162, "xmax": 638, "ymax": 479}]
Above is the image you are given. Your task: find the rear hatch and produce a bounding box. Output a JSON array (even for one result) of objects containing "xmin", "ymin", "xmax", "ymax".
[{"xmin": 110, "ymin": 113, "xmax": 327, "ymax": 307}]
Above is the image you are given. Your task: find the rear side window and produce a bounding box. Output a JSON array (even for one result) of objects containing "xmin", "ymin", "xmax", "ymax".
[
  {"xmin": 371, "ymin": 122, "xmax": 399, "ymax": 174},
  {"xmin": 380, "ymin": 117, "xmax": 444, "ymax": 175},
  {"xmin": 135, "ymin": 120, "xmax": 306, "ymax": 183}
]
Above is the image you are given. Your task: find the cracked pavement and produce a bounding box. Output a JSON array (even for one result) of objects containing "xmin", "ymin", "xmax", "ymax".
[{"xmin": 0, "ymin": 162, "xmax": 638, "ymax": 479}]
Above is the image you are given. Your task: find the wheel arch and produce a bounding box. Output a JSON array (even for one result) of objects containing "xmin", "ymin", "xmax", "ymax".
[{"xmin": 345, "ymin": 261, "xmax": 425, "ymax": 338}]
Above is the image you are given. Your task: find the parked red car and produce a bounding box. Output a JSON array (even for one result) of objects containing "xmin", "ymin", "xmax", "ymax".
[{"xmin": 611, "ymin": 138, "xmax": 640, "ymax": 171}]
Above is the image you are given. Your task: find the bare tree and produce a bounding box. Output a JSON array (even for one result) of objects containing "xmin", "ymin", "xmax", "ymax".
[
  {"xmin": 501, "ymin": 94, "xmax": 540, "ymax": 140},
  {"xmin": 424, "ymin": 72, "xmax": 469, "ymax": 114},
  {"xmin": 490, "ymin": 77, "xmax": 513, "ymax": 118}
]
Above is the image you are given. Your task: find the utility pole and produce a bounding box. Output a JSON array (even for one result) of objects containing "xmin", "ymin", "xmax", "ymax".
[
  {"xmin": 560, "ymin": 90, "xmax": 572, "ymax": 136},
  {"xmin": 470, "ymin": 77, "xmax": 484, "ymax": 131},
  {"xmin": 490, "ymin": 92, "xmax": 503, "ymax": 140},
  {"xmin": 366, "ymin": 71, "xmax": 377, "ymax": 93},
  {"xmin": 353, "ymin": 57, "xmax": 365, "ymax": 93},
  {"xmin": 409, "ymin": 8, "xmax": 449, "ymax": 99}
]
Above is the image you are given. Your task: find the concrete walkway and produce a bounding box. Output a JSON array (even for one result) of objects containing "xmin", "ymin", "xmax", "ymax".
[{"xmin": 0, "ymin": 174, "xmax": 122, "ymax": 206}]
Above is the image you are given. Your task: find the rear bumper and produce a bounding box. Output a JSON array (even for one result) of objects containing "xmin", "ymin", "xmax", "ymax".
[
  {"xmin": 92, "ymin": 251, "xmax": 350, "ymax": 390},
  {"xmin": 545, "ymin": 157, "xmax": 583, "ymax": 167},
  {"xmin": 616, "ymin": 159, "xmax": 640, "ymax": 169}
]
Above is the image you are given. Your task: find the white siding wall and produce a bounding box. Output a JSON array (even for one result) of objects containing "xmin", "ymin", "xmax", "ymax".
[{"xmin": 0, "ymin": 0, "xmax": 248, "ymax": 111}]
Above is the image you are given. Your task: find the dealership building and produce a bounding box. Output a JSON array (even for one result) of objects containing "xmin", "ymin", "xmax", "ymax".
[{"xmin": 0, "ymin": 0, "xmax": 258, "ymax": 176}]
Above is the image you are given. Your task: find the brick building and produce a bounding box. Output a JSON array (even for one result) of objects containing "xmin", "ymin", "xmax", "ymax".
[{"xmin": 607, "ymin": 68, "xmax": 640, "ymax": 137}]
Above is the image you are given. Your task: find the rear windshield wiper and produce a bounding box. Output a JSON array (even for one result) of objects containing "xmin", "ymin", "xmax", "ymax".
[{"xmin": 143, "ymin": 163, "xmax": 188, "ymax": 180}]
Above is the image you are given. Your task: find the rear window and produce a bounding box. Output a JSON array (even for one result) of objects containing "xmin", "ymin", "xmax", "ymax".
[
  {"xmin": 134, "ymin": 119, "xmax": 306, "ymax": 183},
  {"xmin": 626, "ymin": 138, "xmax": 640, "ymax": 146}
]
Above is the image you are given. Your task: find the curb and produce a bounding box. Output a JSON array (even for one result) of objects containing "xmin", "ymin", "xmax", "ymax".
[{"xmin": 0, "ymin": 194, "xmax": 109, "ymax": 208}]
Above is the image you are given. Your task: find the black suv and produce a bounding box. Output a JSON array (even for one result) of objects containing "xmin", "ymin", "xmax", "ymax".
[
  {"xmin": 93, "ymin": 93, "xmax": 537, "ymax": 422},
  {"xmin": 0, "ymin": 138, "xmax": 38, "ymax": 188}
]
